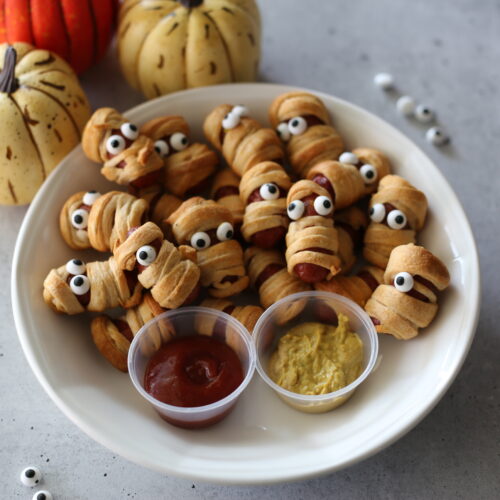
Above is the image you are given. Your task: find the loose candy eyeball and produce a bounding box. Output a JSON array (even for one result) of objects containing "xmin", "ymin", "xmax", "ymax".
[
  {"xmin": 20, "ymin": 466, "xmax": 42, "ymax": 487},
  {"xmin": 374, "ymin": 72, "xmax": 395, "ymax": 90},
  {"xmin": 33, "ymin": 491, "xmax": 53, "ymax": 500},
  {"xmin": 396, "ymin": 95, "xmax": 416, "ymax": 116},
  {"xmin": 426, "ymin": 126, "xmax": 449, "ymax": 146},
  {"xmin": 414, "ymin": 104, "xmax": 435, "ymax": 123}
]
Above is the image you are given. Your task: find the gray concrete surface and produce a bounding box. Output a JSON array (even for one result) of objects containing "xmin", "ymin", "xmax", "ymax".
[{"xmin": 2, "ymin": 0, "xmax": 499, "ymax": 498}]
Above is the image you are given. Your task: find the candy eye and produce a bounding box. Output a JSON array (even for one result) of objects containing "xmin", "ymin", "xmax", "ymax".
[
  {"xmin": 387, "ymin": 209, "xmax": 407, "ymax": 229},
  {"xmin": 33, "ymin": 490, "xmax": 53, "ymax": 500},
  {"xmin": 216, "ymin": 222, "xmax": 234, "ymax": 241},
  {"xmin": 136, "ymin": 245, "xmax": 157, "ymax": 266},
  {"xmin": 106, "ymin": 135, "xmax": 126, "ymax": 155},
  {"xmin": 339, "ymin": 151, "xmax": 359, "ymax": 165},
  {"xmin": 170, "ymin": 132, "xmax": 189, "ymax": 151},
  {"xmin": 20, "ymin": 466, "xmax": 42, "ymax": 487},
  {"xmin": 288, "ymin": 116, "xmax": 307, "ymax": 135},
  {"xmin": 414, "ymin": 105, "xmax": 434, "ymax": 123},
  {"xmin": 393, "ymin": 271, "xmax": 414, "ymax": 292},
  {"xmin": 154, "ymin": 139, "xmax": 170, "ymax": 157},
  {"xmin": 426, "ymin": 126, "xmax": 449, "ymax": 146},
  {"xmin": 276, "ymin": 122, "xmax": 291, "ymax": 142},
  {"xmin": 70, "ymin": 275, "xmax": 90, "ymax": 295},
  {"xmin": 369, "ymin": 203, "xmax": 386, "ymax": 223},
  {"xmin": 120, "ymin": 122, "xmax": 139, "ymax": 140},
  {"xmin": 287, "ymin": 200, "xmax": 305, "ymax": 220},
  {"xmin": 71, "ymin": 208, "xmax": 88, "ymax": 230},
  {"xmin": 191, "ymin": 231, "xmax": 211, "ymax": 250},
  {"xmin": 259, "ymin": 183, "xmax": 280, "ymax": 200},
  {"xmin": 82, "ymin": 190, "xmax": 101, "ymax": 206},
  {"xmin": 359, "ymin": 163, "xmax": 378, "ymax": 184},
  {"xmin": 222, "ymin": 112, "xmax": 240, "ymax": 130},
  {"xmin": 231, "ymin": 105, "xmax": 248, "ymax": 117},
  {"xmin": 313, "ymin": 195, "xmax": 333, "ymax": 216},
  {"xmin": 66, "ymin": 259, "xmax": 86, "ymax": 275}
]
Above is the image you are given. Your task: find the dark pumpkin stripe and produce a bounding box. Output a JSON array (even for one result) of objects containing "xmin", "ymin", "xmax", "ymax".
[
  {"xmin": 203, "ymin": 11, "xmax": 234, "ymax": 80},
  {"xmin": 54, "ymin": 128, "xmax": 62, "ymax": 142},
  {"xmin": 8, "ymin": 94, "xmax": 46, "ymax": 180},
  {"xmin": 33, "ymin": 54, "xmax": 56, "ymax": 66},
  {"xmin": 6, "ymin": 146, "xmax": 12, "ymax": 159},
  {"xmin": 39, "ymin": 80, "xmax": 66, "ymax": 91},
  {"xmin": 167, "ymin": 22, "xmax": 179, "ymax": 35},
  {"xmin": 23, "ymin": 84, "xmax": 80, "ymax": 137},
  {"xmin": 8, "ymin": 180, "xmax": 17, "ymax": 203}
]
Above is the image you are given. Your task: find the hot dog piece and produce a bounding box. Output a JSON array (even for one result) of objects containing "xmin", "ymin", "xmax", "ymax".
[
  {"xmin": 211, "ymin": 168, "xmax": 245, "ymax": 235},
  {"xmin": 285, "ymin": 180, "xmax": 341, "ymax": 283},
  {"xmin": 239, "ymin": 161, "xmax": 292, "ymax": 248},
  {"xmin": 269, "ymin": 92, "xmax": 344, "ymax": 177},
  {"xmin": 365, "ymin": 243, "xmax": 450, "ymax": 340}
]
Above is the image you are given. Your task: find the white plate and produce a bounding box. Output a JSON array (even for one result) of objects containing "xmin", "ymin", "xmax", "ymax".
[{"xmin": 12, "ymin": 83, "xmax": 480, "ymax": 484}]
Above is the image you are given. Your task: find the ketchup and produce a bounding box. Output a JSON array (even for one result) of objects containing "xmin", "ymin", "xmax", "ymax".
[{"xmin": 144, "ymin": 335, "xmax": 243, "ymax": 408}]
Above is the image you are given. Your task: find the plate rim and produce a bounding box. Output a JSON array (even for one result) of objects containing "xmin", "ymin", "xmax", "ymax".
[{"xmin": 11, "ymin": 82, "xmax": 481, "ymax": 484}]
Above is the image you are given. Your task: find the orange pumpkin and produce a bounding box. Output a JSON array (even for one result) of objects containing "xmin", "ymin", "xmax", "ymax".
[{"xmin": 0, "ymin": 0, "xmax": 117, "ymax": 74}]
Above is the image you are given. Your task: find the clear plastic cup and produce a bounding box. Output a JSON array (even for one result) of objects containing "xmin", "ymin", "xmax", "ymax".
[
  {"xmin": 128, "ymin": 307, "xmax": 256, "ymax": 429},
  {"xmin": 253, "ymin": 291, "xmax": 379, "ymax": 414}
]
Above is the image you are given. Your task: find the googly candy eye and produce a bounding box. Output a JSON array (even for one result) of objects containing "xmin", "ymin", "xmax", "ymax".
[
  {"xmin": 32, "ymin": 490, "xmax": 53, "ymax": 500},
  {"xmin": 154, "ymin": 139, "xmax": 170, "ymax": 157},
  {"xmin": 191, "ymin": 231, "xmax": 211, "ymax": 250},
  {"xmin": 231, "ymin": 105, "xmax": 249, "ymax": 117},
  {"xmin": 66, "ymin": 259, "xmax": 86, "ymax": 275},
  {"xmin": 287, "ymin": 116, "xmax": 307, "ymax": 135},
  {"xmin": 369, "ymin": 203, "xmax": 386, "ymax": 223},
  {"xmin": 259, "ymin": 183, "xmax": 280, "ymax": 200},
  {"xmin": 387, "ymin": 209, "xmax": 407, "ymax": 229},
  {"xmin": 71, "ymin": 208, "xmax": 89, "ymax": 230},
  {"xmin": 374, "ymin": 72, "xmax": 395, "ymax": 90},
  {"xmin": 339, "ymin": 151, "xmax": 359, "ymax": 165},
  {"xmin": 20, "ymin": 466, "xmax": 42, "ymax": 487},
  {"xmin": 170, "ymin": 132, "xmax": 189, "ymax": 151},
  {"xmin": 393, "ymin": 271, "xmax": 414, "ymax": 292},
  {"xmin": 313, "ymin": 195, "xmax": 333, "ymax": 216},
  {"xmin": 414, "ymin": 105, "xmax": 434, "ymax": 123},
  {"xmin": 276, "ymin": 122, "xmax": 291, "ymax": 142},
  {"xmin": 359, "ymin": 163, "xmax": 378, "ymax": 184},
  {"xmin": 70, "ymin": 275, "xmax": 90, "ymax": 295},
  {"xmin": 106, "ymin": 135, "xmax": 126, "ymax": 155},
  {"xmin": 396, "ymin": 95, "xmax": 416, "ymax": 116},
  {"xmin": 216, "ymin": 222, "xmax": 234, "ymax": 241},
  {"xmin": 136, "ymin": 245, "xmax": 157, "ymax": 266},
  {"xmin": 287, "ymin": 200, "xmax": 305, "ymax": 220},
  {"xmin": 426, "ymin": 126, "xmax": 449, "ymax": 146},
  {"xmin": 120, "ymin": 122, "xmax": 139, "ymax": 140},
  {"xmin": 82, "ymin": 190, "xmax": 101, "ymax": 206},
  {"xmin": 222, "ymin": 112, "xmax": 240, "ymax": 130}
]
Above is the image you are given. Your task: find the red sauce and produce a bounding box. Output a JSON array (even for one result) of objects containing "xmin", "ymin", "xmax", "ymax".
[{"xmin": 144, "ymin": 334, "xmax": 243, "ymax": 408}]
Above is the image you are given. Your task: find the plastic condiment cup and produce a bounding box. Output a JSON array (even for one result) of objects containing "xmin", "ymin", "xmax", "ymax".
[
  {"xmin": 128, "ymin": 307, "xmax": 256, "ymax": 429},
  {"xmin": 253, "ymin": 291, "xmax": 379, "ymax": 414}
]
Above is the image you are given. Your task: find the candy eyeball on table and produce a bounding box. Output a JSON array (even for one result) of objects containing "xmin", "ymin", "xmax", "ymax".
[
  {"xmin": 426, "ymin": 126, "xmax": 449, "ymax": 146},
  {"xmin": 276, "ymin": 122, "xmax": 291, "ymax": 142},
  {"xmin": 414, "ymin": 104, "xmax": 435, "ymax": 123},
  {"xmin": 20, "ymin": 466, "xmax": 42, "ymax": 487},
  {"xmin": 396, "ymin": 95, "xmax": 416, "ymax": 116},
  {"xmin": 374, "ymin": 72, "xmax": 395, "ymax": 90},
  {"xmin": 339, "ymin": 151, "xmax": 358, "ymax": 165},
  {"xmin": 32, "ymin": 491, "xmax": 53, "ymax": 500}
]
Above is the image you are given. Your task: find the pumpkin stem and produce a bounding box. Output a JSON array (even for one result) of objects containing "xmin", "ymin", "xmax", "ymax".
[
  {"xmin": 179, "ymin": 0, "xmax": 203, "ymax": 7},
  {"xmin": 0, "ymin": 46, "xmax": 18, "ymax": 94}
]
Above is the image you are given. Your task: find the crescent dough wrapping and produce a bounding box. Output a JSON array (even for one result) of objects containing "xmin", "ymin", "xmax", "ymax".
[
  {"xmin": 285, "ymin": 180, "xmax": 341, "ymax": 281},
  {"xmin": 239, "ymin": 161, "xmax": 292, "ymax": 246},
  {"xmin": 90, "ymin": 292, "xmax": 169, "ymax": 372},
  {"xmin": 314, "ymin": 265, "xmax": 384, "ymax": 308},
  {"xmin": 196, "ymin": 298, "xmax": 263, "ymax": 337},
  {"xmin": 210, "ymin": 168, "xmax": 245, "ymax": 230},
  {"xmin": 43, "ymin": 257, "xmax": 143, "ymax": 315},
  {"xmin": 203, "ymin": 104, "xmax": 284, "ymax": 177},
  {"xmin": 81, "ymin": 107, "xmax": 163, "ymax": 186},
  {"xmin": 268, "ymin": 92, "xmax": 344, "ymax": 177},
  {"xmin": 363, "ymin": 175, "xmax": 428, "ymax": 269},
  {"xmin": 352, "ymin": 147, "xmax": 392, "ymax": 196},
  {"xmin": 245, "ymin": 246, "xmax": 311, "ymax": 323},
  {"xmin": 140, "ymin": 116, "xmax": 218, "ymax": 197},
  {"xmin": 113, "ymin": 222, "xmax": 201, "ymax": 309},
  {"xmin": 335, "ymin": 205, "xmax": 369, "ymax": 274},
  {"xmin": 365, "ymin": 244, "xmax": 450, "ymax": 340},
  {"xmin": 59, "ymin": 191, "xmax": 94, "ymax": 250},
  {"xmin": 167, "ymin": 197, "xmax": 249, "ymax": 297}
]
